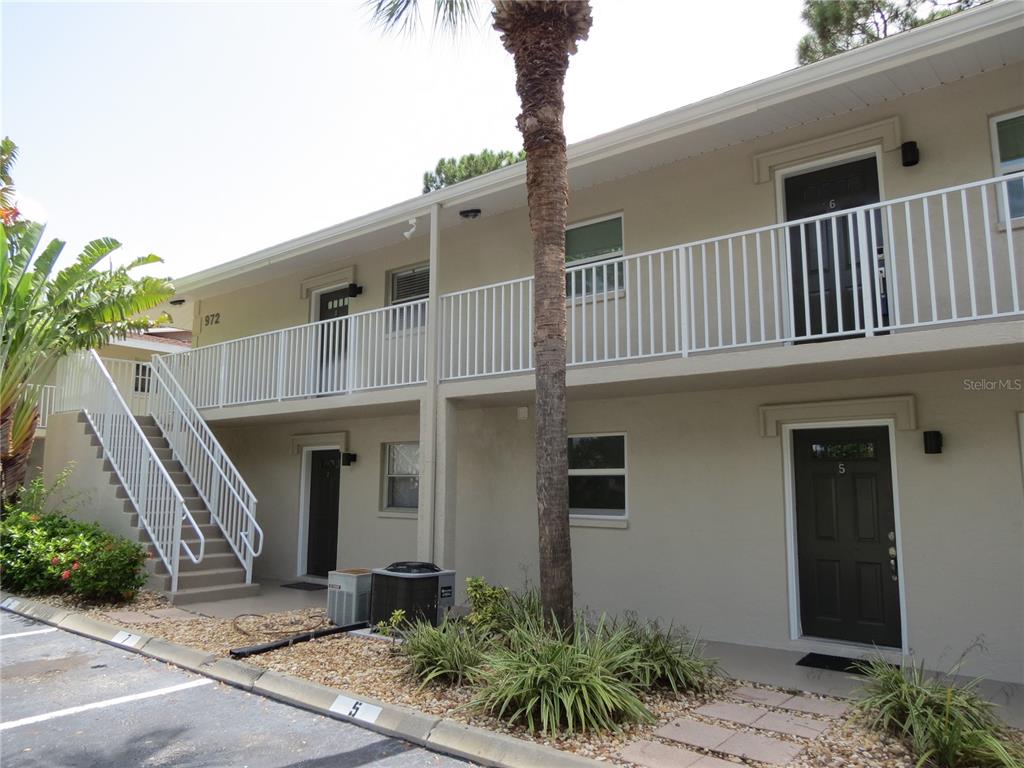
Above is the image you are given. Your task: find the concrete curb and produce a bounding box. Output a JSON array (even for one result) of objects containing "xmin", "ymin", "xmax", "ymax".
[{"xmin": 0, "ymin": 593, "xmax": 605, "ymax": 768}]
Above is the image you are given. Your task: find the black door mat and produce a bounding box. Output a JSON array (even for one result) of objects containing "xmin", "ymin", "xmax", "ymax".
[
  {"xmin": 796, "ymin": 652, "xmax": 874, "ymax": 674},
  {"xmin": 281, "ymin": 582, "xmax": 327, "ymax": 591}
]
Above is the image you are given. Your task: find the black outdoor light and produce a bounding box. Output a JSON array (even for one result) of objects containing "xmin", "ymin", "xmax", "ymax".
[
  {"xmin": 459, "ymin": 208, "xmax": 482, "ymax": 220},
  {"xmin": 923, "ymin": 430, "xmax": 943, "ymax": 454},
  {"xmin": 169, "ymin": 298, "xmax": 186, "ymax": 306},
  {"xmin": 345, "ymin": 283, "xmax": 364, "ymax": 298},
  {"xmin": 901, "ymin": 141, "xmax": 920, "ymax": 167},
  {"xmin": 341, "ymin": 452, "xmax": 358, "ymax": 466}
]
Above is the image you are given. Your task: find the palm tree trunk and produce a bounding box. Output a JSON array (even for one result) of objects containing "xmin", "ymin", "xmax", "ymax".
[
  {"xmin": 1, "ymin": 403, "xmax": 39, "ymax": 507},
  {"xmin": 494, "ymin": 1, "xmax": 592, "ymax": 630}
]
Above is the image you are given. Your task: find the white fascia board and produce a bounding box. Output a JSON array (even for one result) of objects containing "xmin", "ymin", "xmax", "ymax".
[
  {"xmin": 175, "ymin": 0, "xmax": 1022, "ymax": 294},
  {"xmin": 109, "ymin": 337, "xmax": 188, "ymax": 354}
]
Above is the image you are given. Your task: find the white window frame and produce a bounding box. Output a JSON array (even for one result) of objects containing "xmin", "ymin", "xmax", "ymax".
[
  {"xmin": 381, "ymin": 441, "xmax": 420, "ymax": 515},
  {"xmin": 388, "ymin": 263, "xmax": 429, "ymax": 334},
  {"xmin": 568, "ymin": 432, "xmax": 628, "ymax": 525},
  {"xmin": 989, "ymin": 108, "xmax": 1024, "ymax": 224},
  {"xmin": 565, "ymin": 213, "xmax": 626, "ymax": 304}
]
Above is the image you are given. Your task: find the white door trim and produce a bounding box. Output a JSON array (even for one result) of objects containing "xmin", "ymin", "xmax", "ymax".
[
  {"xmin": 296, "ymin": 444, "xmax": 343, "ymax": 580},
  {"xmin": 781, "ymin": 417, "xmax": 910, "ymax": 656}
]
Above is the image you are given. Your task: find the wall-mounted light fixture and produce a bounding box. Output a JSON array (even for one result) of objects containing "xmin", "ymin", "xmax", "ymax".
[
  {"xmin": 169, "ymin": 298, "xmax": 186, "ymax": 306},
  {"xmin": 341, "ymin": 452, "xmax": 358, "ymax": 466},
  {"xmin": 344, "ymin": 283, "xmax": 364, "ymax": 298},
  {"xmin": 459, "ymin": 208, "xmax": 482, "ymax": 220},
  {"xmin": 402, "ymin": 218, "xmax": 418, "ymax": 239},
  {"xmin": 923, "ymin": 430, "xmax": 943, "ymax": 454},
  {"xmin": 901, "ymin": 141, "xmax": 920, "ymax": 167}
]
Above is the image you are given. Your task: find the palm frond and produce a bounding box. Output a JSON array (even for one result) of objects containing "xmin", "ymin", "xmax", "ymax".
[{"xmin": 367, "ymin": 0, "xmax": 477, "ymax": 36}]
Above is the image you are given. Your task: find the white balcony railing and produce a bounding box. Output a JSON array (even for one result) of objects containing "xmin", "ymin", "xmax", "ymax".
[
  {"xmin": 162, "ymin": 300, "xmax": 428, "ymax": 409},
  {"xmin": 160, "ymin": 174, "xmax": 1023, "ymax": 406},
  {"xmin": 440, "ymin": 173, "xmax": 1023, "ymax": 379}
]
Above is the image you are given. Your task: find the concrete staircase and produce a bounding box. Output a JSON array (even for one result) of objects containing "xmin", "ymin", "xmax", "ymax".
[{"xmin": 84, "ymin": 413, "xmax": 260, "ymax": 605}]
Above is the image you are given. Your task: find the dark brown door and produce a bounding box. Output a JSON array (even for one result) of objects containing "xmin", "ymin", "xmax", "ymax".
[
  {"xmin": 793, "ymin": 426, "xmax": 901, "ymax": 648},
  {"xmin": 306, "ymin": 449, "xmax": 341, "ymax": 578},
  {"xmin": 784, "ymin": 158, "xmax": 886, "ymax": 339},
  {"xmin": 317, "ymin": 288, "xmax": 350, "ymax": 393}
]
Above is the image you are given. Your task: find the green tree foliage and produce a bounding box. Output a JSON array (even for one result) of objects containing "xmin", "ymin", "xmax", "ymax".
[
  {"xmin": 797, "ymin": 0, "xmax": 985, "ymax": 65},
  {"xmin": 422, "ymin": 148, "xmax": 526, "ymax": 193},
  {"xmin": 1, "ymin": 138, "xmax": 175, "ymax": 501}
]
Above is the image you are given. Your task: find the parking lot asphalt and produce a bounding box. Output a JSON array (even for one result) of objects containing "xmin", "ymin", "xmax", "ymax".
[{"xmin": 0, "ymin": 610, "xmax": 469, "ymax": 768}]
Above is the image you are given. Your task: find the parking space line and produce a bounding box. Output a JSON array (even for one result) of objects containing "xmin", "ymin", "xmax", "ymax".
[
  {"xmin": 0, "ymin": 628, "xmax": 58, "ymax": 640},
  {"xmin": 0, "ymin": 678, "xmax": 214, "ymax": 731}
]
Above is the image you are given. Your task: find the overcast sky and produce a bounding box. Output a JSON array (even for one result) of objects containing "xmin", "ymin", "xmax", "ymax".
[{"xmin": 2, "ymin": 1, "xmax": 806, "ymax": 279}]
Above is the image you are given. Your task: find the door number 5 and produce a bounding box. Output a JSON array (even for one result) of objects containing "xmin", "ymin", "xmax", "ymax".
[{"xmin": 838, "ymin": 462, "xmax": 846, "ymax": 474}]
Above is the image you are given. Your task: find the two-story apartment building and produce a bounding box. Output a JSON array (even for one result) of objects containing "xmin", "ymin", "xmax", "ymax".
[{"xmin": 45, "ymin": 2, "xmax": 1023, "ymax": 684}]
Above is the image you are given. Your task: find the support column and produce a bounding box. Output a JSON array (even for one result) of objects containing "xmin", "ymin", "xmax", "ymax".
[
  {"xmin": 416, "ymin": 203, "xmax": 441, "ymax": 562},
  {"xmin": 432, "ymin": 397, "xmax": 458, "ymax": 568}
]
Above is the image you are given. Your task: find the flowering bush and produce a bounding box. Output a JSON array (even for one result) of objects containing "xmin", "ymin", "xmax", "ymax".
[{"xmin": 0, "ymin": 475, "xmax": 147, "ymax": 601}]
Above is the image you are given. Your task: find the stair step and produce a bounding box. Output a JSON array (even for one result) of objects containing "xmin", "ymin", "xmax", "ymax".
[
  {"xmin": 150, "ymin": 552, "xmax": 242, "ymax": 574},
  {"xmin": 146, "ymin": 538, "xmax": 233, "ymax": 556},
  {"xmin": 174, "ymin": 567, "xmax": 247, "ymax": 589},
  {"xmin": 167, "ymin": 582, "xmax": 261, "ymax": 605},
  {"xmin": 128, "ymin": 508, "xmax": 211, "ymax": 527},
  {"xmin": 135, "ymin": 415, "xmax": 157, "ymax": 427},
  {"xmin": 140, "ymin": 425, "xmax": 162, "ymax": 437},
  {"xmin": 147, "ymin": 436, "xmax": 170, "ymax": 450},
  {"xmin": 153, "ymin": 447, "xmax": 173, "ymax": 460}
]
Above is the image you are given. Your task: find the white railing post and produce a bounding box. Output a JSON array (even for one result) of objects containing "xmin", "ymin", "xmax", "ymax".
[
  {"xmin": 856, "ymin": 208, "xmax": 876, "ymax": 337},
  {"xmin": 678, "ymin": 247, "xmax": 690, "ymax": 358}
]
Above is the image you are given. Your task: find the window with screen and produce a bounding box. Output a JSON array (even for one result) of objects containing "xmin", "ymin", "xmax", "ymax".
[
  {"xmin": 568, "ymin": 434, "xmax": 626, "ymax": 518},
  {"xmin": 992, "ymin": 110, "xmax": 1024, "ymax": 221},
  {"xmin": 565, "ymin": 216, "xmax": 624, "ymax": 298},
  {"xmin": 383, "ymin": 442, "xmax": 419, "ymax": 510}
]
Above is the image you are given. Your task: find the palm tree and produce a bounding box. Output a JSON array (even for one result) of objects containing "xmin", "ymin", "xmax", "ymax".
[
  {"xmin": 370, "ymin": 0, "xmax": 592, "ymax": 628},
  {"xmin": 1, "ymin": 139, "xmax": 175, "ymax": 504}
]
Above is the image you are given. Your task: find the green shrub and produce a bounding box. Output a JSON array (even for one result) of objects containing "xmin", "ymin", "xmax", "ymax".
[
  {"xmin": 855, "ymin": 656, "xmax": 1024, "ymax": 768},
  {"xmin": 402, "ymin": 618, "xmax": 489, "ymax": 686},
  {"xmin": 465, "ymin": 577, "xmax": 510, "ymax": 630},
  {"xmin": 472, "ymin": 613, "xmax": 654, "ymax": 734},
  {"xmin": 465, "ymin": 577, "xmax": 542, "ymax": 635},
  {"xmin": 623, "ymin": 618, "xmax": 719, "ymax": 694},
  {"xmin": 0, "ymin": 475, "xmax": 147, "ymax": 602}
]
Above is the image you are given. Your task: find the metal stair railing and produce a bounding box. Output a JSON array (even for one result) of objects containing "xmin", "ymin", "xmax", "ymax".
[
  {"xmin": 148, "ymin": 354, "xmax": 262, "ymax": 583},
  {"xmin": 68, "ymin": 351, "xmax": 204, "ymax": 592}
]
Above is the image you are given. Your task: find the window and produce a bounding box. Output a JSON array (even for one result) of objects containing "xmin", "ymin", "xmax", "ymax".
[
  {"xmin": 383, "ymin": 442, "xmax": 419, "ymax": 510},
  {"xmin": 133, "ymin": 363, "xmax": 151, "ymax": 394},
  {"xmin": 389, "ymin": 264, "xmax": 429, "ymax": 329},
  {"xmin": 566, "ymin": 215, "xmax": 624, "ymax": 297},
  {"xmin": 991, "ymin": 110, "xmax": 1024, "ymax": 221},
  {"xmin": 568, "ymin": 434, "xmax": 626, "ymax": 517}
]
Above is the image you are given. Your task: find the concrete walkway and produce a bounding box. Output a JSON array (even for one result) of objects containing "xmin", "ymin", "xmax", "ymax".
[
  {"xmin": 621, "ymin": 686, "xmax": 848, "ymax": 768},
  {"xmin": 705, "ymin": 639, "xmax": 1024, "ymax": 729}
]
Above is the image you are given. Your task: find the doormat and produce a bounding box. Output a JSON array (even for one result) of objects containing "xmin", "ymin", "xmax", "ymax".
[
  {"xmin": 796, "ymin": 652, "xmax": 876, "ymax": 674},
  {"xmin": 281, "ymin": 582, "xmax": 327, "ymax": 591}
]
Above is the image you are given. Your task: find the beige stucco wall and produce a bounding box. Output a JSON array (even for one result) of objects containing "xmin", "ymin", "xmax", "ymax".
[
  {"xmin": 451, "ymin": 364, "xmax": 1024, "ymax": 684},
  {"xmin": 41, "ymin": 411, "xmax": 138, "ymax": 542},
  {"xmin": 188, "ymin": 64, "xmax": 1022, "ymax": 347},
  {"xmin": 210, "ymin": 411, "xmax": 421, "ymax": 581}
]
